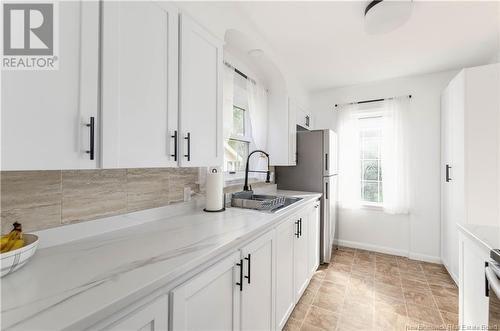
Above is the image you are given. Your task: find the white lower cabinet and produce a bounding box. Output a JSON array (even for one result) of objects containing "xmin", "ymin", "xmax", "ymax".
[
  {"xmin": 240, "ymin": 231, "xmax": 275, "ymax": 331},
  {"xmin": 459, "ymin": 231, "xmax": 489, "ymax": 328},
  {"xmin": 171, "ymin": 251, "xmax": 242, "ymax": 331},
  {"xmin": 106, "ymin": 295, "xmax": 168, "ymax": 331}
]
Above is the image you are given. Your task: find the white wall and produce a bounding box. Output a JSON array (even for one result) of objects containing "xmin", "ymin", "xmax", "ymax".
[{"xmin": 311, "ymin": 70, "xmax": 458, "ymax": 262}]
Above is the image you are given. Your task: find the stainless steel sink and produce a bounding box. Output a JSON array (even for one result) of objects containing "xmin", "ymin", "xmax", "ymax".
[{"xmin": 231, "ymin": 191, "xmax": 302, "ymax": 213}]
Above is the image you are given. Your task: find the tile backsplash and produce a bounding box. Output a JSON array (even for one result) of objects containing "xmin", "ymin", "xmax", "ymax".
[{"xmin": 1, "ymin": 168, "xmax": 201, "ymax": 234}]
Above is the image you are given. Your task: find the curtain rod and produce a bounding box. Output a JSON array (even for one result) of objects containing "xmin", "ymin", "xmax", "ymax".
[
  {"xmin": 224, "ymin": 61, "xmax": 257, "ymax": 85},
  {"xmin": 334, "ymin": 94, "xmax": 412, "ymax": 110}
]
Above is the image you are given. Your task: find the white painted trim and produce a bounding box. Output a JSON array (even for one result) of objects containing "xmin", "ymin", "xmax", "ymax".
[
  {"xmin": 408, "ymin": 252, "xmax": 443, "ymax": 264},
  {"xmin": 335, "ymin": 239, "xmax": 408, "ymax": 258},
  {"xmin": 335, "ymin": 239, "xmax": 443, "ymax": 265}
]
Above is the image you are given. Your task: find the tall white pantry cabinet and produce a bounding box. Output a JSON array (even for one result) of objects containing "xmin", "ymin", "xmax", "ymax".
[
  {"xmin": 1, "ymin": 1, "xmax": 223, "ymax": 170},
  {"xmin": 441, "ymin": 63, "xmax": 500, "ymax": 281}
]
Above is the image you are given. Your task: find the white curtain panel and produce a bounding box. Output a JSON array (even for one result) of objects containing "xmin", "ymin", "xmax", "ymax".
[
  {"xmin": 222, "ymin": 65, "xmax": 234, "ymax": 141},
  {"xmin": 337, "ymin": 104, "xmax": 361, "ymax": 209},
  {"xmin": 246, "ymin": 80, "xmax": 269, "ymax": 174},
  {"xmin": 381, "ymin": 97, "xmax": 410, "ymax": 214}
]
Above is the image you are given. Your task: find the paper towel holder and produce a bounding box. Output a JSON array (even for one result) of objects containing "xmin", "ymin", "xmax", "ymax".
[{"xmin": 203, "ymin": 169, "xmax": 226, "ymax": 213}]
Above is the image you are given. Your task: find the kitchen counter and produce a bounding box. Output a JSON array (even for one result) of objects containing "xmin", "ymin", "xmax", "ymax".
[
  {"xmin": 1, "ymin": 190, "xmax": 321, "ymax": 330},
  {"xmin": 458, "ymin": 223, "xmax": 500, "ymax": 252}
]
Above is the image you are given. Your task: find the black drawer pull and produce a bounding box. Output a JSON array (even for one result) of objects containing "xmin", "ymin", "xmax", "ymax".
[
  {"xmin": 236, "ymin": 259, "xmax": 243, "ymax": 291},
  {"xmin": 295, "ymin": 220, "xmax": 300, "ymax": 238},
  {"xmin": 85, "ymin": 117, "xmax": 95, "ymax": 160},
  {"xmin": 299, "ymin": 218, "xmax": 302, "ymax": 237},
  {"xmin": 171, "ymin": 130, "xmax": 178, "ymax": 161},
  {"xmin": 184, "ymin": 132, "xmax": 191, "ymax": 161},
  {"xmin": 446, "ymin": 164, "xmax": 452, "ymax": 182},
  {"xmin": 244, "ymin": 254, "xmax": 251, "ymax": 284}
]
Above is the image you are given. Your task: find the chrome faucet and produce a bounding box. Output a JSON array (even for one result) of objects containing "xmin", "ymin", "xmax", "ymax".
[{"xmin": 243, "ymin": 150, "xmax": 271, "ymax": 191}]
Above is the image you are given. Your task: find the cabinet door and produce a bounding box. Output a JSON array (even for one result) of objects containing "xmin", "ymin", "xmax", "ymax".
[
  {"xmin": 1, "ymin": 1, "xmax": 99, "ymax": 170},
  {"xmin": 179, "ymin": 14, "xmax": 223, "ymax": 167},
  {"xmin": 275, "ymin": 218, "xmax": 296, "ymax": 330},
  {"xmin": 294, "ymin": 212, "xmax": 309, "ymax": 301},
  {"xmin": 459, "ymin": 232, "xmax": 489, "ymax": 328},
  {"xmin": 101, "ymin": 1, "xmax": 178, "ymax": 168},
  {"xmin": 240, "ymin": 231, "xmax": 275, "ymax": 331},
  {"xmin": 308, "ymin": 202, "xmax": 321, "ymax": 275},
  {"xmin": 171, "ymin": 252, "xmax": 241, "ymax": 331},
  {"xmin": 106, "ymin": 295, "xmax": 168, "ymax": 331}
]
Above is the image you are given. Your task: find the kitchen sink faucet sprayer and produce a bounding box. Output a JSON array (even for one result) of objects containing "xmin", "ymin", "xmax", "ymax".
[{"xmin": 243, "ymin": 150, "xmax": 271, "ymax": 191}]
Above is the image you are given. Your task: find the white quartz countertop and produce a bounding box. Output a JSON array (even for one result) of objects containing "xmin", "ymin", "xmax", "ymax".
[
  {"xmin": 458, "ymin": 223, "xmax": 500, "ymax": 252},
  {"xmin": 1, "ymin": 190, "xmax": 321, "ymax": 330}
]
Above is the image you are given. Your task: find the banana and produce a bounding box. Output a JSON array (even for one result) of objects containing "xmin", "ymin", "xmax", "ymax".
[{"xmin": 0, "ymin": 222, "xmax": 24, "ymax": 253}]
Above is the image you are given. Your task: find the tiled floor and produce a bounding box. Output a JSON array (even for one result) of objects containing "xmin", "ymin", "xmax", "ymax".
[{"xmin": 284, "ymin": 247, "xmax": 458, "ymax": 331}]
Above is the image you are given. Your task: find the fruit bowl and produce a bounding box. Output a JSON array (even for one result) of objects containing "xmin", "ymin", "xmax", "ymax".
[{"xmin": 1, "ymin": 234, "xmax": 39, "ymax": 277}]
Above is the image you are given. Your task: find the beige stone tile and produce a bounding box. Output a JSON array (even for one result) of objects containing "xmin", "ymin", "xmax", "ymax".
[
  {"xmin": 401, "ymin": 278, "xmax": 431, "ymax": 293},
  {"xmin": 399, "ymin": 270, "xmax": 428, "ymax": 282},
  {"xmin": 406, "ymin": 319, "xmax": 444, "ymax": 331},
  {"xmin": 403, "ymin": 288, "xmax": 437, "ymax": 308},
  {"xmin": 1, "ymin": 170, "xmax": 62, "ymax": 233},
  {"xmin": 283, "ymin": 317, "xmax": 302, "ymax": 331},
  {"xmin": 333, "ymin": 254, "xmax": 354, "ymax": 265},
  {"xmin": 338, "ymin": 302, "xmax": 374, "ymax": 330},
  {"xmin": 324, "ymin": 269, "xmax": 350, "ymax": 286},
  {"xmin": 440, "ymin": 310, "xmax": 459, "ymax": 329},
  {"xmin": 429, "ymin": 284, "xmax": 458, "ymax": 298},
  {"xmin": 434, "ymin": 295, "xmax": 458, "ymax": 314},
  {"xmin": 167, "ymin": 168, "xmax": 199, "ymax": 203},
  {"xmin": 338, "ymin": 246, "xmax": 356, "ymax": 253},
  {"xmin": 374, "ymin": 273, "xmax": 402, "ymax": 286},
  {"xmin": 299, "ymin": 323, "xmax": 324, "ymax": 331},
  {"xmin": 374, "ymin": 282, "xmax": 404, "ymax": 301},
  {"xmin": 290, "ymin": 299, "xmax": 310, "ymax": 322},
  {"xmin": 351, "ymin": 262, "xmax": 375, "ymax": 276},
  {"xmin": 312, "ymin": 282, "xmax": 345, "ymax": 313},
  {"xmin": 373, "ymin": 306, "xmax": 408, "ymax": 331},
  {"xmin": 406, "ymin": 304, "xmax": 444, "ymax": 326},
  {"xmin": 375, "ymin": 294, "xmax": 407, "ymax": 315},
  {"xmin": 126, "ymin": 168, "xmax": 169, "ymax": 212},
  {"xmin": 61, "ymin": 169, "xmax": 127, "ymax": 223},
  {"xmin": 375, "ymin": 263, "xmax": 400, "ymax": 275},
  {"xmin": 329, "ymin": 261, "xmax": 352, "ymax": 273},
  {"xmin": 303, "ymin": 306, "xmax": 339, "ymax": 331}
]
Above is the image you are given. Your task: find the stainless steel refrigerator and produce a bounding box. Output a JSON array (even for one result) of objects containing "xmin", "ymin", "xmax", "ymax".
[{"xmin": 275, "ymin": 129, "xmax": 338, "ymax": 263}]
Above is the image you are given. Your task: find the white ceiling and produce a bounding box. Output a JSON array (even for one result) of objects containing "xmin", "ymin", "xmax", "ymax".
[{"xmin": 234, "ymin": 1, "xmax": 500, "ymax": 91}]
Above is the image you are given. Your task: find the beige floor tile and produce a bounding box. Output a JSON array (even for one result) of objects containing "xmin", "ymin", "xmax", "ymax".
[
  {"xmin": 373, "ymin": 306, "xmax": 408, "ymax": 331},
  {"xmin": 283, "ymin": 317, "xmax": 303, "ymax": 331},
  {"xmin": 299, "ymin": 322, "xmax": 324, "ymax": 331},
  {"xmin": 407, "ymin": 304, "xmax": 444, "ymax": 325},
  {"xmin": 338, "ymin": 302, "xmax": 374, "ymax": 330},
  {"xmin": 440, "ymin": 310, "xmax": 459, "ymax": 329},
  {"xmin": 374, "ymin": 273, "xmax": 402, "ymax": 286},
  {"xmin": 401, "ymin": 278, "xmax": 431, "ymax": 293},
  {"xmin": 324, "ymin": 269, "xmax": 351, "ymax": 286},
  {"xmin": 374, "ymin": 294, "xmax": 407, "ymax": 315},
  {"xmin": 425, "ymin": 273, "xmax": 456, "ymax": 288},
  {"xmin": 429, "ymin": 284, "xmax": 458, "ymax": 298},
  {"xmin": 403, "ymin": 288, "xmax": 437, "ymax": 308},
  {"xmin": 312, "ymin": 282, "xmax": 346, "ymax": 313},
  {"xmin": 333, "ymin": 255, "xmax": 354, "ymax": 265},
  {"xmin": 434, "ymin": 295, "xmax": 458, "ymax": 314},
  {"xmin": 303, "ymin": 306, "xmax": 340, "ymax": 331},
  {"xmin": 291, "ymin": 289, "xmax": 316, "ymax": 321},
  {"xmin": 375, "ymin": 282, "xmax": 405, "ymax": 301}
]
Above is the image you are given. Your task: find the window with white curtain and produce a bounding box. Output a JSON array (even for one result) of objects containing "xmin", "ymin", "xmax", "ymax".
[
  {"xmin": 337, "ymin": 97, "xmax": 410, "ymax": 214},
  {"xmin": 359, "ymin": 115, "xmax": 383, "ymax": 205}
]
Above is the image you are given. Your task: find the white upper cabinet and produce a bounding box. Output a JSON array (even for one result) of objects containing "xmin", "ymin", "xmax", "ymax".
[
  {"xmin": 101, "ymin": 1, "xmax": 179, "ymax": 168},
  {"xmin": 1, "ymin": 1, "xmax": 99, "ymax": 170},
  {"xmin": 178, "ymin": 14, "xmax": 223, "ymax": 167}
]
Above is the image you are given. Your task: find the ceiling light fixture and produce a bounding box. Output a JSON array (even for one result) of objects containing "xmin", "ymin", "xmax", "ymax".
[{"xmin": 364, "ymin": 0, "xmax": 413, "ymax": 35}]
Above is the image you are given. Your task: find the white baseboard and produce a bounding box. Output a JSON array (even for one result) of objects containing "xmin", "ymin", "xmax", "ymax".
[
  {"xmin": 335, "ymin": 239, "xmax": 442, "ymax": 264},
  {"xmin": 335, "ymin": 239, "xmax": 408, "ymax": 258}
]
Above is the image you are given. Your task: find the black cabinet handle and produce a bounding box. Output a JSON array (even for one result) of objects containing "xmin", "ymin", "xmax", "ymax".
[
  {"xmin": 85, "ymin": 117, "xmax": 95, "ymax": 160},
  {"xmin": 244, "ymin": 254, "xmax": 251, "ymax": 284},
  {"xmin": 299, "ymin": 218, "xmax": 302, "ymax": 237},
  {"xmin": 305, "ymin": 115, "xmax": 310, "ymax": 127},
  {"xmin": 486, "ymin": 262, "xmax": 490, "ymax": 297},
  {"xmin": 325, "ymin": 153, "xmax": 328, "ymax": 171},
  {"xmin": 295, "ymin": 220, "xmax": 300, "ymax": 238},
  {"xmin": 236, "ymin": 259, "xmax": 243, "ymax": 291},
  {"xmin": 325, "ymin": 182, "xmax": 329, "ymax": 199},
  {"xmin": 446, "ymin": 164, "xmax": 452, "ymax": 182},
  {"xmin": 184, "ymin": 132, "xmax": 191, "ymax": 161},
  {"xmin": 171, "ymin": 131, "xmax": 178, "ymax": 161}
]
